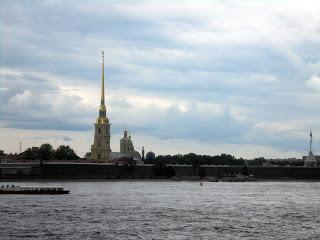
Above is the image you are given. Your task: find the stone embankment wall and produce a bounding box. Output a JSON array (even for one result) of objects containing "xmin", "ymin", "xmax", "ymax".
[{"xmin": 1, "ymin": 163, "xmax": 320, "ymax": 180}]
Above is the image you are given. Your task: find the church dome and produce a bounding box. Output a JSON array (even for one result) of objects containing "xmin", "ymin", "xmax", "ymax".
[
  {"xmin": 146, "ymin": 151, "xmax": 156, "ymax": 161},
  {"xmin": 133, "ymin": 150, "xmax": 141, "ymax": 160}
]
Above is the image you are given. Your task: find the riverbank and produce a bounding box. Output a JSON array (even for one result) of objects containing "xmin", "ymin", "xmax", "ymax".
[
  {"xmin": 2, "ymin": 178, "xmax": 320, "ymax": 182},
  {"xmin": 1, "ymin": 162, "xmax": 320, "ymax": 181}
]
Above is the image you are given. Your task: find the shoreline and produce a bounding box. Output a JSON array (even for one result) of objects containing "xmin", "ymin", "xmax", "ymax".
[
  {"xmin": 2, "ymin": 163, "xmax": 320, "ymax": 181},
  {"xmin": 1, "ymin": 178, "xmax": 320, "ymax": 182}
]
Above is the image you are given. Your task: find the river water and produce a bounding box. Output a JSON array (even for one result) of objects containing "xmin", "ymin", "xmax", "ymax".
[{"xmin": 0, "ymin": 181, "xmax": 319, "ymax": 239}]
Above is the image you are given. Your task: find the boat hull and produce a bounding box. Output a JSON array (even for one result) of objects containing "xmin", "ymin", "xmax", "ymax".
[
  {"xmin": 0, "ymin": 186, "xmax": 69, "ymax": 194},
  {"xmin": 0, "ymin": 190, "xmax": 69, "ymax": 194}
]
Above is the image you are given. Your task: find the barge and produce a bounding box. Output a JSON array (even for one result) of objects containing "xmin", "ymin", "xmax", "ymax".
[{"xmin": 0, "ymin": 185, "xmax": 69, "ymax": 194}]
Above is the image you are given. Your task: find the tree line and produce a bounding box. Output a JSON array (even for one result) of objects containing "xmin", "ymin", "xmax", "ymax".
[
  {"xmin": 245, "ymin": 157, "xmax": 304, "ymax": 166},
  {"xmin": 21, "ymin": 143, "xmax": 79, "ymax": 160},
  {"xmin": 145, "ymin": 153, "xmax": 246, "ymax": 166},
  {"xmin": 145, "ymin": 153, "xmax": 304, "ymax": 166}
]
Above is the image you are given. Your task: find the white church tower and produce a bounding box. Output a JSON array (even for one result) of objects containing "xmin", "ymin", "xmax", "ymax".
[
  {"xmin": 304, "ymin": 130, "xmax": 317, "ymax": 167},
  {"xmin": 91, "ymin": 51, "xmax": 112, "ymax": 162}
]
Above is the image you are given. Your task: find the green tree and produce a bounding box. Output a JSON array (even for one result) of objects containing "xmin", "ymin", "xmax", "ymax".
[
  {"xmin": 185, "ymin": 153, "xmax": 199, "ymax": 166},
  {"xmin": 84, "ymin": 152, "xmax": 91, "ymax": 159},
  {"xmin": 247, "ymin": 157, "xmax": 267, "ymax": 166},
  {"xmin": 22, "ymin": 148, "xmax": 37, "ymax": 160},
  {"xmin": 54, "ymin": 145, "xmax": 79, "ymax": 160},
  {"xmin": 39, "ymin": 143, "xmax": 54, "ymax": 160}
]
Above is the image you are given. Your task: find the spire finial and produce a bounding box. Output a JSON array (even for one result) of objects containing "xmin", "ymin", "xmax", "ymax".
[{"xmin": 97, "ymin": 50, "xmax": 107, "ymax": 120}]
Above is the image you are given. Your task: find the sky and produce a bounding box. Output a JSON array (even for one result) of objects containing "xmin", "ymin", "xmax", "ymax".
[{"xmin": 1, "ymin": 0, "xmax": 320, "ymax": 159}]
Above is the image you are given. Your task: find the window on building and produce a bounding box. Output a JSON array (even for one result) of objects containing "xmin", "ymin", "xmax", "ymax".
[
  {"xmin": 98, "ymin": 154, "xmax": 100, "ymax": 159},
  {"xmin": 98, "ymin": 141, "xmax": 100, "ymax": 147},
  {"xmin": 98, "ymin": 128, "xmax": 101, "ymax": 134}
]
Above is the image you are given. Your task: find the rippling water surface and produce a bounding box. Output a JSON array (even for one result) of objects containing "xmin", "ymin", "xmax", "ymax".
[{"xmin": 0, "ymin": 181, "xmax": 320, "ymax": 239}]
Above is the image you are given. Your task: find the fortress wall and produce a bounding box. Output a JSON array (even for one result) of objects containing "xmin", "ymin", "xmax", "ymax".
[
  {"xmin": 1, "ymin": 163, "xmax": 320, "ymax": 180},
  {"xmin": 248, "ymin": 166, "xmax": 320, "ymax": 179},
  {"xmin": 41, "ymin": 164, "xmax": 156, "ymax": 179},
  {"xmin": 39, "ymin": 164, "xmax": 320, "ymax": 180}
]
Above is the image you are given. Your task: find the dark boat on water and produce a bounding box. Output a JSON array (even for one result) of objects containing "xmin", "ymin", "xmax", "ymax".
[{"xmin": 0, "ymin": 185, "xmax": 69, "ymax": 194}]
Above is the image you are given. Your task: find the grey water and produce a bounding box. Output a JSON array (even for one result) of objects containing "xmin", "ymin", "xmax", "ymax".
[{"xmin": 0, "ymin": 181, "xmax": 320, "ymax": 240}]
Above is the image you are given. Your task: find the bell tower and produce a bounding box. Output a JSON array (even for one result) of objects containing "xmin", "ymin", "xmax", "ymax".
[{"xmin": 91, "ymin": 51, "xmax": 112, "ymax": 162}]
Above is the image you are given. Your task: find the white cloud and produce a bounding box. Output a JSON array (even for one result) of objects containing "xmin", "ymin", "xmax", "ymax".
[
  {"xmin": 305, "ymin": 74, "xmax": 320, "ymax": 91},
  {"xmin": 253, "ymin": 120, "xmax": 309, "ymax": 136},
  {"xmin": 9, "ymin": 90, "xmax": 32, "ymax": 107},
  {"xmin": 0, "ymin": 87, "xmax": 9, "ymax": 92}
]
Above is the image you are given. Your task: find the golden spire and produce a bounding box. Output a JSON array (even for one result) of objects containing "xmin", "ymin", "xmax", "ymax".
[
  {"xmin": 101, "ymin": 50, "xmax": 105, "ymax": 106},
  {"xmin": 97, "ymin": 50, "xmax": 107, "ymax": 123}
]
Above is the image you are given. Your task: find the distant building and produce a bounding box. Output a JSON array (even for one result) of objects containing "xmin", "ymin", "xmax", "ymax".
[
  {"xmin": 31, "ymin": 147, "xmax": 39, "ymax": 151},
  {"xmin": 304, "ymin": 131, "xmax": 318, "ymax": 167},
  {"xmin": 111, "ymin": 151, "xmax": 142, "ymax": 165},
  {"xmin": 0, "ymin": 150, "xmax": 6, "ymax": 162},
  {"xmin": 116, "ymin": 129, "xmax": 142, "ymax": 164},
  {"xmin": 0, "ymin": 151, "xmax": 20, "ymax": 162},
  {"xmin": 302, "ymin": 155, "xmax": 320, "ymax": 161},
  {"xmin": 120, "ymin": 129, "xmax": 134, "ymax": 156},
  {"xmin": 91, "ymin": 51, "xmax": 112, "ymax": 163}
]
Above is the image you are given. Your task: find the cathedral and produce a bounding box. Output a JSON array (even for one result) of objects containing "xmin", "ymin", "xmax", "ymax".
[
  {"xmin": 91, "ymin": 52, "xmax": 142, "ymax": 164},
  {"xmin": 91, "ymin": 51, "xmax": 112, "ymax": 162}
]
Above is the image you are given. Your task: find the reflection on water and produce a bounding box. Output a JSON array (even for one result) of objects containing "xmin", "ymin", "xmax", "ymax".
[{"xmin": 0, "ymin": 181, "xmax": 320, "ymax": 239}]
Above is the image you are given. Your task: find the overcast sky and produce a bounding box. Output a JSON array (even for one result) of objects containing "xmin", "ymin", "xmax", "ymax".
[{"xmin": 1, "ymin": 0, "xmax": 320, "ymax": 158}]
